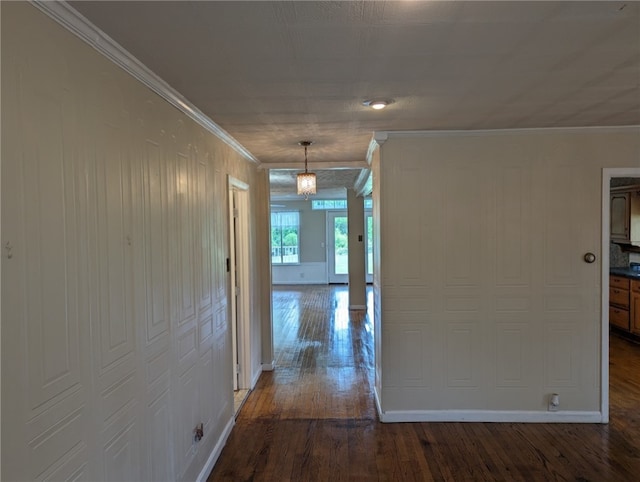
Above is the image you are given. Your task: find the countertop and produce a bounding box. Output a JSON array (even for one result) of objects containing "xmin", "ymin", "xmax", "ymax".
[{"xmin": 610, "ymin": 266, "xmax": 640, "ymax": 280}]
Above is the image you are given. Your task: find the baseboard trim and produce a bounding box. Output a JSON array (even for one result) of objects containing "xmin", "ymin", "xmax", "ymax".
[
  {"xmin": 377, "ymin": 408, "xmax": 603, "ymax": 424},
  {"xmin": 261, "ymin": 360, "xmax": 275, "ymax": 371},
  {"xmin": 196, "ymin": 416, "xmax": 235, "ymax": 482}
]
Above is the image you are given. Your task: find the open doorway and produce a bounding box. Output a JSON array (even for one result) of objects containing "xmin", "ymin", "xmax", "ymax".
[
  {"xmin": 327, "ymin": 211, "xmax": 349, "ymax": 283},
  {"xmin": 228, "ymin": 176, "xmax": 251, "ymax": 415},
  {"xmin": 602, "ymin": 168, "xmax": 640, "ymax": 423}
]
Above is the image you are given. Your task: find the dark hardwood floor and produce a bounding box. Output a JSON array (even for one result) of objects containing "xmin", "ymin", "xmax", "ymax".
[{"xmin": 208, "ymin": 285, "xmax": 640, "ymax": 481}]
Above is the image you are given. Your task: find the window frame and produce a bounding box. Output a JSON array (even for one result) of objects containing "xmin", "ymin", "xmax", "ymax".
[{"xmin": 270, "ymin": 210, "xmax": 300, "ymax": 265}]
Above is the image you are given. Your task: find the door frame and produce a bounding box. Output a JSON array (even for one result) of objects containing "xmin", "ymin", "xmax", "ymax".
[
  {"xmin": 228, "ymin": 175, "xmax": 251, "ymax": 391},
  {"xmin": 601, "ymin": 167, "xmax": 640, "ymax": 423}
]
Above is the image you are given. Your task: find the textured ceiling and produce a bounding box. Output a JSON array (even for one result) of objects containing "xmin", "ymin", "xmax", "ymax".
[
  {"xmin": 269, "ymin": 168, "xmax": 364, "ymax": 200},
  {"xmin": 69, "ymin": 0, "xmax": 640, "ymax": 198}
]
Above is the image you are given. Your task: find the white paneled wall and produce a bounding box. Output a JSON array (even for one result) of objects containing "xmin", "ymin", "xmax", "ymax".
[
  {"xmin": 373, "ymin": 128, "xmax": 640, "ymax": 421},
  {"xmin": 1, "ymin": 3, "xmax": 266, "ymax": 481}
]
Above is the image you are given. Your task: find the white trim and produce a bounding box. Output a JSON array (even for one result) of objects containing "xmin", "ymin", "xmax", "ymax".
[
  {"xmin": 377, "ymin": 409, "xmax": 603, "ymax": 424},
  {"xmin": 229, "ymin": 176, "xmax": 250, "ymax": 191},
  {"xmin": 601, "ymin": 167, "xmax": 640, "ymax": 424},
  {"xmin": 261, "ymin": 361, "xmax": 275, "ymax": 372},
  {"xmin": 228, "ymin": 176, "xmax": 252, "ymax": 393},
  {"xmin": 349, "ymin": 305, "xmax": 366, "ymax": 310},
  {"xmin": 374, "ymin": 125, "xmax": 640, "ymax": 140},
  {"xmin": 31, "ymin": 1, "xmax": 259, "ymax": 165},
  {"xmin": 195, "ymin": 416, "xmax": 235, "ymax": 482},
  {"xmin": 374, "ymin": 387, "xmax": 383, "ymax": 421},
  {"xmin": 354, "ymin": 169, "xmax": 372, "ymax": 198},
  {"xmin": 366, "ymin": 133, "xmax": 387, "ymax": 166},
  {"xmin": 366, "ymin": 138, "xmax": 378, "ymax": 166},
  {"xmin": 251, "ymin": 365, "xmax": 262, "ymax": 389},
  {"xmin": 327, "ymin": 211, "xmax": 349, "ymax": 284}
]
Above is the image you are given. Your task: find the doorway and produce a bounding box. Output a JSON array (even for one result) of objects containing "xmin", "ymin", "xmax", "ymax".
[
  {"xmin": 602, "ymin": 168, "xmax": 640, "ymax": 423},
  {"xmin": 228, "ymin": 176, "xmax": 251, "ymax": 412},
  {"xmin": 327, "ymin": 211, "xmax": 349, "ymax": 283},
  {"xmin": 327, "ymin": 210, "xmax": 374, "ymax": 284},
  {"xmin": 366, "ymin": 213, "xmax": 373, "ymax": 284}
]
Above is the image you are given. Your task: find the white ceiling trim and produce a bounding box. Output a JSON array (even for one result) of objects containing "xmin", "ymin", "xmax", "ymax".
[
  {"xmin": 31, "ymin": 0, "xmax": 260, "ymax": 165},
  {"xmin": 376, "ymin": 125, "xmax": 640, "ymax": 140},
  {"xmin": 354, "ymin": 170, "xmax": 372, "ymax": 198},
  {"xmin": 366, "ymin": 133, "xmax": 387, "ymax": 166}
]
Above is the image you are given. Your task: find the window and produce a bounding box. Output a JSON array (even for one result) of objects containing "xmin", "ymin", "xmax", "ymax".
[
  {"xmin": 312, "ymin": 199, "xmax": 373, "ymax": 210},
  {"xmin": 271, "ymin": 211, "xmax": 300, "ymax": 264}
]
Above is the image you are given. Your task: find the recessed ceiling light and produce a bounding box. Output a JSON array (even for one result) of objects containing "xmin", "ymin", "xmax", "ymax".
[{"xmin": 363, "ymin": 99, "xmax": 393, "ymax": 110}]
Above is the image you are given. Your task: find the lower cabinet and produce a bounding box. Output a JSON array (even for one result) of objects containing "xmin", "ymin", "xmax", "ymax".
[
  {"xmin": 631, "ymin": 281, "xmax": 640, "ymax": 335},
  {"xmin": 610, "ymin": 274, "xmax": 640, "ymax": 336},
  {"xmin": 609, "ymin": 275, "xmax": 630, "ymax": 330},
  {"xmin": 610, "ymin": 305, "xmax": 630, "ymax": 330}
]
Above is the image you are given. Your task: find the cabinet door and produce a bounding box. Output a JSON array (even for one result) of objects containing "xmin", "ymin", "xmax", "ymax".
[
  {"xmin": 611, "ymin": 192, "xmax": 630, "ymax": 241},
  {"xmin": 610, "ymin": 286, "xmax": 630, "ymax": 309},
  {"xmin": 610, "ymin": 306, "xmax": 630, "ymax": 330},
  {"xmin": 632, "ymin": 290, "xmax": 640, "ymax": 335}
]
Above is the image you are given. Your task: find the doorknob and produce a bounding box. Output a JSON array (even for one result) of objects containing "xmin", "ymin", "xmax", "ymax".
[{"xmin": 584, "ymin": 252, "xmax": 596, "ymax": 263}]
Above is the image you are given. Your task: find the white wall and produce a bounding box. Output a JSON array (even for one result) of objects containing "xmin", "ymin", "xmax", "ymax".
[
  {"xmin": 373, "ymin": 128, "xmax": 640, "ymax": 422},
  {"xmin": 1, "ymin": 3, "xmax": 267, "ymax": 481}
]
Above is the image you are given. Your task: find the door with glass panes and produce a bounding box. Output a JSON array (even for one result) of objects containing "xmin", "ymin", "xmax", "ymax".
[{"xmin": 327, "ymin": 211, "xmax": 373, "ymax": 284}]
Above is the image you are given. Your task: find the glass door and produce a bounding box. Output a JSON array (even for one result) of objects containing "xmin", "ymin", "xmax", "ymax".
[
  {"xmin": 365, "ymin": 213, "xmax": 373, "ymax": 283},
  {"xmin": 327, "ymin": 212, "xmax": 349, "ymax": 283}
]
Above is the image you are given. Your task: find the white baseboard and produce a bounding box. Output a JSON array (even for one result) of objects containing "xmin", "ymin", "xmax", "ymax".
[
  {"xmin": 377, "ymin": 408, "xmax": 603, "ymax": 423},
  {"xmin": 373, "ymin": 388, "xmax": 602, "ymax": 423},
  {"xmin": 261, "ymin": 360, "xmax": 275, "ymax": 371},
  {"xmin": 196, "ymin": 416, "xmax": 235, "ymax": 482}
]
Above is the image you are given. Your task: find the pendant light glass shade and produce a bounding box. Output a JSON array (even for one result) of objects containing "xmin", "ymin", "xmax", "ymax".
[
  {"xmin": 297, "ymin": 172, "xmax": 316, "ymax": 196},
  {"xmin": 296, "ymin": 141, "xmax": 316, "ymax": 198}
]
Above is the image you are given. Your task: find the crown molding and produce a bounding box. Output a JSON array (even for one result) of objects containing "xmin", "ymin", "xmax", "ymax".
[
  {"xmin": 378, "ymin": 125, "xmax": 640, "ymax": 139},
  {"xmin": 31, "ymin": 1, "xmax": 259, "ymax": 165},
  {"xmin": 354, "ymin": 169, "xmax": 372, "ymax": 198},
  {"xmin": 366, "ymin": 133, "xmax": 387, "ymax": 165}
]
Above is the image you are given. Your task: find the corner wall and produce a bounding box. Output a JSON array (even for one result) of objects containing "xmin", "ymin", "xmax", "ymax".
[
  {"xmin": 1, "ymin": 3, "xmax": 268, "ymax": 480},
  {"xmin": 375, "ymin": 128, "xmax": 640, "ymax": 422}
]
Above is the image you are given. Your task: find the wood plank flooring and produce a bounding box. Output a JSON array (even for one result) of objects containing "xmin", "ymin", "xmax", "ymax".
[{"xmin": 208, "ymin": 285, "xmax": 640, "ymax": 481}]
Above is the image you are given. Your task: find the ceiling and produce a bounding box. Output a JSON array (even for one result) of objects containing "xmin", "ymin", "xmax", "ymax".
[{"xmin": 69, "ymin": 1, "xmax": 640, "ymax": 199}]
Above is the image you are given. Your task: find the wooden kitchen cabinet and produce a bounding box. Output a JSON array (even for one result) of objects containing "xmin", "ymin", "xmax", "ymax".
[
  {"xmin": 610, "ymin": 275, "xmax": 630, "ymax": 330},
  {"xmin": 631, "ymin": 281, "xmax": 640, "ymax": 335},
  {"xmin": 611, "ymin": 191, "xmax": 630, "ymax": 241},
  {"xmin": 610, "ymin": 186, "xmax": 640, "ymax": 245}
]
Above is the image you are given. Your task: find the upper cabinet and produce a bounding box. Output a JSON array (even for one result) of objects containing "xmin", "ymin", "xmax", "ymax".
[{"xmin": 611, "ymin": 186, "xmax": 640, "ymax": 245}]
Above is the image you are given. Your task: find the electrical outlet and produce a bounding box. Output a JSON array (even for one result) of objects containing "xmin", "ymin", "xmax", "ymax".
[{"xmin": 548, "ymin": 393, "xmax": 560, "ymax": 412}]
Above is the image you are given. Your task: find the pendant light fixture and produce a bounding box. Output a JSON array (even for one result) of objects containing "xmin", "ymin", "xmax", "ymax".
[{"xmin": 296, "ymin": 140, "xmax": 316, "ymax": 199}]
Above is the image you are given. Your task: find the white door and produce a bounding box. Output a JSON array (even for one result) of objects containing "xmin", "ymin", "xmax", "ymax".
[
  {"xmin": 327, "ymin": 211, "xmax": 349, "ymax": 283},
  {"xmin": 228, "ymin": 177, "xmax": 251, "ymax": 392}
]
